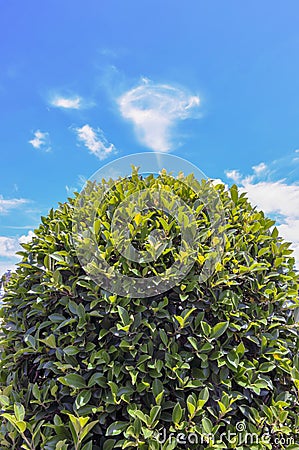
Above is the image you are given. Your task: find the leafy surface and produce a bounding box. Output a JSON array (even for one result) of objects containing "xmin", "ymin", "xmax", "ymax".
[{"xmin": 0, "ymin": 173, "xmax": 298, "ymax": 449}]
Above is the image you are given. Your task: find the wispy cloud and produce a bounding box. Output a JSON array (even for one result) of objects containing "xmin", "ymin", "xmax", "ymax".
[
  {"xmin": 51, "ymin": 95, "xmax": 82, "ymax": 109},
  {"xmin": 252, "ymin": 162, "xmax": 267, "ymax": 175},
  {"xmin": 225, "ymin": 169, "xmax": 242, "ymax": 183},
  {"xmin": 225, "ymin": 154, "xmax": 299, "ymax": 266},
  {"xmin": 0, "ymin": 195, "xmax": 29, "ymax": 215},
  {"xmin": 118, "ymin": 79, "xmax": 200, "ymax": 152},
  {"xmin": 65, "ymin": 174, "xmax": 88, "ymax": 196},
  {"xmin": 29, "ymin": 130, "xmax": 51, "ymax": 152},
  {"xmin": 226, "ymin": 162, "xmax": 268, "ymax": 184},
  {"xmin": 75, "ymin": 124, "xmax": 116, "ymax": 160}
]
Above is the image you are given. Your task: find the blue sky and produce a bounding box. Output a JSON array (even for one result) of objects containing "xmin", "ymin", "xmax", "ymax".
[{"xmin": 1, "ymin": 1, "xmax": 299, "ymax": 275}]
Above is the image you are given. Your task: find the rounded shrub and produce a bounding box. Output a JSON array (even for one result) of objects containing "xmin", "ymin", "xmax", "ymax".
[{"xmin": 0, "ymin": 170, "xmax": 299, "ymax": 450}]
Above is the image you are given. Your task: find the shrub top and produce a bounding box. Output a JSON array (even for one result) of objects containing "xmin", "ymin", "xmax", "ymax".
[{"xmin": 0, "ymin": 171, "xmax": 298, "ymax": 450}]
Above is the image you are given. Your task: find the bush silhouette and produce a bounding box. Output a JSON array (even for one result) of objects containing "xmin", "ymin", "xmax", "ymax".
[{"xmin": 0, "ymin": 170, "xmax": 298, "ymax": 449}]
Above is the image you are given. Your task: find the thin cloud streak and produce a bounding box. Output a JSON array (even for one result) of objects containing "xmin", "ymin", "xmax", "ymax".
[
  {"xmin": 0, "ymin": 196, "xmax": 29, "ymax": 215},
  {"xmin": 29, "ymin": 130, "xmax": 51, "ymax": 152},
  {"xmin": 51, "ymin": 96, "xmax": 82, "ymax": 109}
]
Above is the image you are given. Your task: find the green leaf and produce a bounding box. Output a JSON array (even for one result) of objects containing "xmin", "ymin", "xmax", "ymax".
[
  {"xmin": 197, "ymin": 387, "xmax": 209, "ymax": 409},
  {"xmin": 152, "ymin": 378, "xmax": 164, "ymax": 398},
  {"xmin": 150, "ymin": 405, "xmax": 161, "ymax": 424},
  {"xmin": 58, "ymin": 373, "xmax": 86, "ymax": 388},
  {"xmin": 103, "ymin": 440, "xmax": 116, "ymax": 450},
  {"xmin": 64, "ymin": 346, "xmax": 80, "ymax": 355},
  {"xmin": 155, "ymin": 391, "xmax": 164, "ymax": 406},
  {"xmin": 88, "ymin": 373, "xmax": 107, "ymax": 388},
  {"xmin": 230, "ymin": 184, "xmax": 238, "ymax": 204},
  {"xmin": 134, "ymin": 212, "xmax": 143, "ymax": 225},
  {"xmin": 24, "ymin": 334, "xmax": 37, "ymax": 349},
  {"xmin": 202, "ymin": 417, "xmax": 213, "ymax": 434},
  {"xmin": 259, "ymin": 362, "xmax": 275, "ymax": 373},
  {"xmin": 53, "ymin": 270, "xmax": 62, "ymax": 285},
  {"xmin": 14, "ymin": 403, "xmax": 25, "ymax": 421},
  {"xmin": 210, "ymin": 321, "xmax": 229, "ymax": 340},
  {"xmin": 66, "ymin": 413, "xmax": 81, "ymax": 436},
  {"xmin": 106, "ymin": 421, "xmax": 128, "ymax": 436},
  {"xmin": 40, "ymin": 334, "xmax": 56, "ymax": 349},
  {"xmin": 0, "ymin": 395, "xmax": 10, "ymax": 407},
  {"xmin": 272, "ymin": 227, "xmax": 279, "ymax": 238},
  {"xmin": 159, "ymin": 329, "xmax": 168, "ymax": 346},
  {"xmin": 187, "ymin": 395, "xmax": 196, "ymax": 418},
  {"xmin": 49, "ymin": 314, "xmax": 66, "ymax": 322},
  {"xmin": 16, "ymin": 421, "xmax": 27, "ymax": 433},
  {"xmin": 55, "ymin": 441, "xmax": 68, "ymax": 450},
  {"xmin": 80, "ymin": 420, "xmax": 98, "ymax": 441},
  {"xmin": 182, "ymin": 307, "xmax": 196, "ymax": 320},
  {"xmin": 134, "ymin": 410, "xmax": 148, "ymax": 425},
  {"xmin": 69, "ymin": 300, "xmax": 79, "ymax": 316},
  {"xmin": 174, "ymin": 315, "xmax": 184, "ymax": 328},
  {"xmin": 75, "ymin": 390, "xmax": 91, "ymax": 409},
  {"xmin": 117, "ymin": 306, "xmax": 130, "ymax": 326},
  {"xmin": 227, "ymin": 350, "xmax": 239, "ymax": 369},
  {"xmin": 1, "ymin": 413, "xmax": 17, "ymax": 427},
  {"xmin": 187, "ymin": 336, "xmax": 199, "ymax": 351},
  {"xmin": 108, "ymin": 381, "xmax": 118, "ymax": 395},
  {"xmin": 236, "ymin": 341, "xmax": 246, "ymax": 357},
  {"xmin": 81, "ymin": 442, "xmax": 93, "ymax": 450},
  {"xmin": 200, "ymin": 321, "xmax": 211, "ymax": 337},
  {"xmin": 172, "ymin": 402, "xmax": 183, "ymax": 425}
]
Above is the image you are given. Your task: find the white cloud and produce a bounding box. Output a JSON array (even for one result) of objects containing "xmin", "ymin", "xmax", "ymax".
[
  {"xmin": 277, "ymin": 218, "xmax": 299, "ymax": 264},
  {"xmin": 118, "ymin": 79, "xmax": 200, "ymax": 152},
  {"xmin": 19, "ymin": 230, "xmax": 35, "ymax": 244},
  {"xmin": 29, "ymin": 130, "xmax": 51, "ymax": 151},
  {"xmin": 51, "ymin": 96, "xmax": 82, "ymax": 109},
  {"xmin": 0, "ymin": 231, "xmax": 34, "ymax": 258},
  {"xmin": 225, "ymin": 169, "xmax": 242, "ymax": 183},
  {"xmin": 0, "ymin": 236, "xmax": 21, "ymax": 258},
  {"xmin": 225, "ymin": 161, "xmax": 299, "ymax": 266},
  {"xmin": 0, "ymin": 196, "xmax": 29, "ymax": 215},
  {"xmin": 241, "ymin": 180, "xmax": 299, "ymax": 264},
  {"xmin": 75, "ymin": 124, "xmax": 116, "ymax": 160},
  {"xmin": 211, "ymin": 178, "xmax": 227, "ymax": 187},
  {"xmin": 225, "ymin": 165, "xmax": 268, "ymax": 185},
  {"xmin": 0, "ymin": 231, "xmax": 34, "ymax": 278},
  {"xmin": 241, "ymin": 180, "xmax": 299, "ymax": 218},
  {"xmin": 0, "ymin": 261, "xmax": 16, "ymax": 278}
]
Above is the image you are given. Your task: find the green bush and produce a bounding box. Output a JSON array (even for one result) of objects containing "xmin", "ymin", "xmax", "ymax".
[{"xmin": 0, "ymin": 170, "xmax": 299, "ymax": 449}]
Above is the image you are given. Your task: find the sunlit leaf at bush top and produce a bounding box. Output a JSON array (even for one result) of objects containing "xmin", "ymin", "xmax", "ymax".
[{"xmin": 0, "ymin": 170, "xmax": 299, "ymax": 449}]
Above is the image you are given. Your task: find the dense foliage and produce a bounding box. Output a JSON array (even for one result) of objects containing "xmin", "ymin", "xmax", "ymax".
[{"xmin": 0, "ymin": 171, "xmax": 299, "ymax": 450}]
